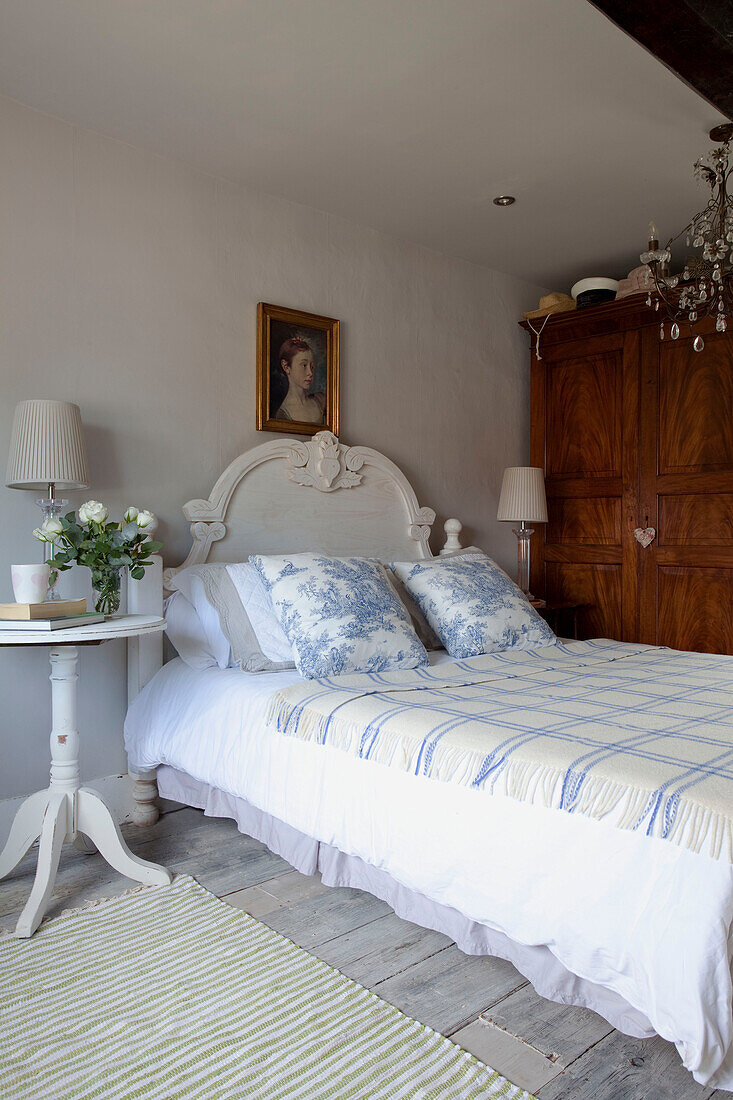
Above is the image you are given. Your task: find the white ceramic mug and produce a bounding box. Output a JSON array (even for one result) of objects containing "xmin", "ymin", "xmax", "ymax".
[{"xmin": 11, "ymin": 563, "xmax": 51, "ymax": 604}]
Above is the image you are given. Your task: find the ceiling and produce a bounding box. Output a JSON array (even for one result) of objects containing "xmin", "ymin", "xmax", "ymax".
[{"xmin": 0, "ymin": 0, "xmax": 726, "ymax": 287}]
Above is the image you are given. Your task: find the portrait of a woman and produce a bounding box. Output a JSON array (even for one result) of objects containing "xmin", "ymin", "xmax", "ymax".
[
  {"xmin": 273, "ymin": 336, "xmax": 326, "ymax": 424},
  {"xmin": 257, "ymin": 302, "xmax": 339, "ymax": 436}
]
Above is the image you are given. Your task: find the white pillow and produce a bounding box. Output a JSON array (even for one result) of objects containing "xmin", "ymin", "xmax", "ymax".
[
  {"xmin": 164, "ymin": 591, "xmax": 218, "ymax": 670},
  {"xmin": 391, "ymin": 554, "xmax": 556, "ymax": 658},
  {"xmin": 226, "ymin": 563, "xmax": 293, "ymax": 663},
  {"xmin": 166, "ymin": 570, "xmax": 231, "ymax": 669},
  {"xmin": 251, "ymin": 553, "xmax": 429, "ymax": 679},
  {"xmin": 168, "ymin": 563, "xmax": 295, "ymax": 672}
]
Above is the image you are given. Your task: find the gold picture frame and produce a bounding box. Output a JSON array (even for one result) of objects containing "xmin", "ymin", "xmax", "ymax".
[{"xmin": 256, "ymin": 302, "xmax": 340, "ymax": 436}]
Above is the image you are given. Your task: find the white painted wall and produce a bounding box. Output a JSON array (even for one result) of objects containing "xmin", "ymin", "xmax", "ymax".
[{"xmin": 0, "ymin": 94, "xmax": 544, "ymax": 802}]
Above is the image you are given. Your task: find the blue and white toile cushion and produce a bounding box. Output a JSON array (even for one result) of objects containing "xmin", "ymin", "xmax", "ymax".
[
  {"xmin": 250, "ymin": 553, "xmax": 429, "ymax": 679},
  {"xmin": 391, "ymin": 554, "xmax": 556, "ymax": 658}
]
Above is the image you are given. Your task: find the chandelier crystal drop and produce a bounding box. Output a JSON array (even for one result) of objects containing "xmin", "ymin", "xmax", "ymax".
[{"xmin": 641, "ymin": 125, "xmax": 733, "ymax": 352}]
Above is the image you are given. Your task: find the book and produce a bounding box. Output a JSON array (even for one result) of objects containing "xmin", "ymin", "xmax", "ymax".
[
  {"xmin": 0, "ymin": 612, "xmax": 105, "ymax": 631},
  {"xmin": 0, "ymin": 598, "xmax": 87, "ymax": 621}
]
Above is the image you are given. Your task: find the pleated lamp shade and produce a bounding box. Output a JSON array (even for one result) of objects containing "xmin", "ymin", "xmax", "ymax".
[
  {"xmin": 497, "ymin": 466, "xmax": 547, "ymax": 523},
  {"xmin": 5, "ymin": 400, "xmax": 89, "ymax": 491}
]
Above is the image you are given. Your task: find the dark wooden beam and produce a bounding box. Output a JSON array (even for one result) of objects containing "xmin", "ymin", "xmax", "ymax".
[{"xmin": 588, "ymin": 0, "xmax": 733, "ymax": 122}]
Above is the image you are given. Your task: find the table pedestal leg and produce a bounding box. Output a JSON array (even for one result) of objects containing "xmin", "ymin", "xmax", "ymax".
[
  {"xmin": 8, "ymin": 646, "xmax": 171, "ymax": 939},
  {"xmin": 15, "ymin": 793, "xmax": 68, "ymax": 939},
  {"xmin": 0, "ymin": 790, "xmax": 51, "ymax": 881},
  {"xmin": 73, "ymin": 833, "xmax": 98, "ymax": 854},
  {"xmin": 76, "ymin": 788, "xmax": 171, "ymax": 887}
]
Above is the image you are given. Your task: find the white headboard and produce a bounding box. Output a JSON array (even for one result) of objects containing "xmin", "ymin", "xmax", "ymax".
[
  {"xmin": 127, "ymin": 431, "xmax": 463, "ymax": 824},
  {"xmin": 163, "ymin": 431, "xmax": 462, "ymax": 591}
]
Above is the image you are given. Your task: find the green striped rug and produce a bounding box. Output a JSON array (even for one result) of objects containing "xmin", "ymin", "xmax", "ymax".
[{"xmin": 0, "ymin": 875, "xmax": 532, "ymax": 1099}]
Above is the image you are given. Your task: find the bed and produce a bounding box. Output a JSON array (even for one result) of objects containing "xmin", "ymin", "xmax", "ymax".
[{"xmin": 124, "ymin": 430, "xmax": 733, "ymax": 1090}]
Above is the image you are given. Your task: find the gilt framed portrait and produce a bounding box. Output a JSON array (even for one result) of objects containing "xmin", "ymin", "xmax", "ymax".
[{"xmin": 256, "ymin": 302, "xmax": 340, "ymax": 436}]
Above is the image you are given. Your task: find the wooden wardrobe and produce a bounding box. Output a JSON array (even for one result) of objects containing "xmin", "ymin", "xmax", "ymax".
[{"xmin": 524, "ymin": 296, "xmax": 733, "ymax": 654}]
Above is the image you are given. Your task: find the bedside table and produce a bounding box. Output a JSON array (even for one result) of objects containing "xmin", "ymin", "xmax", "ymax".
[
  {"xmin": 0, "ymin": 614, "xmax": 171, "ymax": 937},
  {"xmin": 531, "ymin": 601, "xmax": 587, "ymax": 640}
]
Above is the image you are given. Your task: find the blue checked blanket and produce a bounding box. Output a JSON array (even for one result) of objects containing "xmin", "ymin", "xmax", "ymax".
[{"xmin": 265, "ymin": 639, "xmax": 733, "ymax": 862}]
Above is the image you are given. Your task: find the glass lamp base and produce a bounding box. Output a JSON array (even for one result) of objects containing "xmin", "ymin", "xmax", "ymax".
[
  {"xmin": 35, "ymin": 495, "xmax": 67, "ymax": 602},
  {"xmin": 512, "ymin": 524, "xmax": 535, "ymax": 601}
]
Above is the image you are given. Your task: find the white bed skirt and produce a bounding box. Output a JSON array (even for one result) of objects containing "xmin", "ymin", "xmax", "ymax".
[{"xmin": 158, "ymin": 763, "xmax": 656, "ymax": 1039}]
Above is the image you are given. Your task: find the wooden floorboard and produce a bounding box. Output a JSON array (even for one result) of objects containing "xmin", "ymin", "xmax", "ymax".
[
  {"xmin": 486, "ymin": 980, "xmax": 614, "ymax": 1066},
  {"xmin": 451, "ymin": 1018, "xmax": 563, "ymax": 1095},
  {"xmin": 2, "ymin": 805, "xmax": 731, "ymax": 1098},
  {"xmin": 312, "ymin": 909, "xmax": 452, "ymax": 986},
  {"xmin": 370, "ymin": 943, "xmax": 527, "ymax": 1036},
  {"xmin": 537, "ymin": 1028, "xmax": 719, "ymax": 1099},
  {"xmin": 264, "ymin": 884, "xmax": 392, "ymax": 947},
  {"xmin": 223, "ymin": 869, "xmax": 329, "ymax": 919}
]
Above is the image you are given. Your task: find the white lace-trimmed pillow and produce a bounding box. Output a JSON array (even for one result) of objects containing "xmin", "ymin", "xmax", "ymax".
[
  {"xmin": 250, "ymin": 553, "xmax": 429, "ymax": 679},
  {"xmin": 168, "ymin": 562, "xmax": 294, "ymax": 673},
  {"xmin": 226, "ymin": 563, "xmax": 294, "ymax": 665},
  {"xmin": 390, "ymin": 554, "xmax": 556, "ymax": 658}
]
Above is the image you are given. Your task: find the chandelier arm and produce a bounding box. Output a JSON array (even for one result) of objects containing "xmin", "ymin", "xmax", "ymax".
[
  {"xmin": 666, "ymin": 216, "xmax": 697, "ymax": 248},
  {"xmin": 644, "ymin": 137, "xmax": 731, "ymax": 346},
  {"xmin": 718, "ymin": 175, "xmax": 728, "ymax": 238},
  {"xmin": 649, "ymin": 274, "xmax": 682, "ymax": 316},
  {"xmin": 649, "ymin": 275, "xmax": 718, "ymax": 326}
]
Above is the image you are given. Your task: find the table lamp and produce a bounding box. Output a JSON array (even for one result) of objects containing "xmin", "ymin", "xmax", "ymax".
[
  {"xmin": 5, "ymin": 400, "xmax": 90, "ymax": 600},
  {"xmin": 497, "ymin": 466, "xmax": 547, "ymax": 600}
]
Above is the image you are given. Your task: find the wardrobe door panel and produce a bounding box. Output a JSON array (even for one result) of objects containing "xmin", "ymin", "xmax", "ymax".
[
  {"xmin": 531, "ymin": 329, "xmax": 639, "ymax": 642},
  {"xmin": 546, "ymin": 496, "xmax": 621, "ymax": 545},
  {"xmin": 546, "ymin": 355, "xmax": 621, "ymax": 477},
  {"xmin": 640, "ymin": 329, "xmax": 733, "ymax": 653},
  {"xmin": 658, "ymin": 342, "xmax": 733, "ymax": 474},
  {"xmin": 656, "ymin": 567, "xmax": 733, "ymax": 655},
  {"xmin": 658, "ymin": 493, "xmax": 733, "ymax": 546}
]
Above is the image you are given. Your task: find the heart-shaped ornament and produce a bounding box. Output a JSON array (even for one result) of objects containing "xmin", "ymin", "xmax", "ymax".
[{"xmin": 634, "ymin": 526, "xmax": 656, "ymax": 548}]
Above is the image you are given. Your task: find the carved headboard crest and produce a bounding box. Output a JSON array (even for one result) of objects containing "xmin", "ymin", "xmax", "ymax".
[{"xmin": 287, "ymin": 431, "xmax": 364, "ymax": 492}]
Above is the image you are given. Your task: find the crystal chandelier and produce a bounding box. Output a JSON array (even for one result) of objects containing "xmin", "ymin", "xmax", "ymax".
[{"xmin": 641, "ymin": 123, "xmax": 733, "ymax": 353}]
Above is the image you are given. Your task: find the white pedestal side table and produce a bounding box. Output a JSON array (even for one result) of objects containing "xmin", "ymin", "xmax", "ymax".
[{"xmin": 0, "ymin": 614, "xmax": 171, "ymax": 937}]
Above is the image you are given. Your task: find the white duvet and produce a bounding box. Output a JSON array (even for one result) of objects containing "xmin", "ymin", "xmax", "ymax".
[{"xmin": 124, "ymin": 655, "xmax": 733, "ymax": 1089}]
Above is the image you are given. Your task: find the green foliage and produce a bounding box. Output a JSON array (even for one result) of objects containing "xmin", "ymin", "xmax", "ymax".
[{"xmin": 45, "ymin": 510, "xmax": 163, "ymax": 586}]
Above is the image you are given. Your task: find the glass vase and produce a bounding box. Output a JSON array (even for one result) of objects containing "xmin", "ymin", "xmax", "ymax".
[{"xmin": 91, "ymin": 567, "xmax": 123, "ymax": 616}]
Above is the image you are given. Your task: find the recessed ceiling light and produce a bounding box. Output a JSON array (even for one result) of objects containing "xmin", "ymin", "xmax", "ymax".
[{"xmin": 493, "ymin": 195, "xmax": 516, "ymax": 207}]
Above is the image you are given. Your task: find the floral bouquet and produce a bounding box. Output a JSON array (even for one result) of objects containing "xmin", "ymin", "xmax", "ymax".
[{"xmin": 34, "ymin": 501, "xmax": 163, "ymax": 615}]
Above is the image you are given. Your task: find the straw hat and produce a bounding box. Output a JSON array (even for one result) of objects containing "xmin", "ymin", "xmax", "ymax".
[{"xmin": 523, "ymin": 292, "xmax": 576, "ymax": 320}]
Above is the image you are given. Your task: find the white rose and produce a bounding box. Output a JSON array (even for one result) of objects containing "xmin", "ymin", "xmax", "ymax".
[
  {"xmin": 123, "ymin": 506, "xmax": 139, "ymax": 523},
  {"xmin": 32, "ymin": 527, "xmax": 46, "ymax": 542},
  {"xmin": 41, "ymin": 517, "xmax": 64, "ymax": 538},
  {"xmin": 136, "ymin": 509, "xmax": 156, "ymax": 531},
  {"xmin": 79, "ymin": 500, "xmax": 108, "ymax": 524}
]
